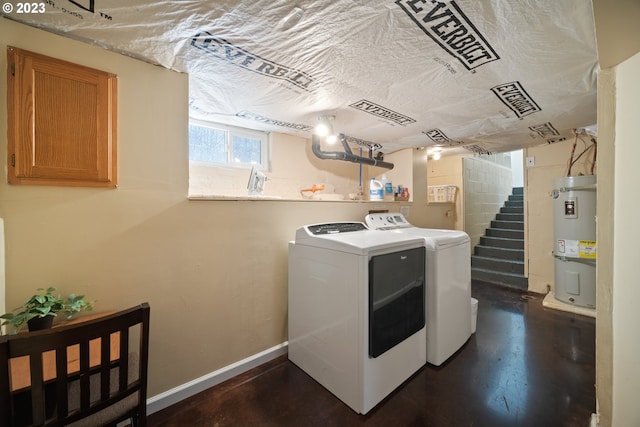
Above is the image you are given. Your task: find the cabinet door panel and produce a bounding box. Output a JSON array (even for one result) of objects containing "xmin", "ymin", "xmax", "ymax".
[{"xmin": 7, "ymin": 47, "xmax": 117, "ymax": 187}]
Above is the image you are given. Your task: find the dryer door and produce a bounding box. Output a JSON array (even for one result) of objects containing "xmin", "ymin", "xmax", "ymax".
[{"xmin": 368, "ymin": 246, "xmax": 425, "ymax": 358}]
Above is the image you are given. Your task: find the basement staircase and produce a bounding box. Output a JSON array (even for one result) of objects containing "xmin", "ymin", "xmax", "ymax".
[{"xmin": 471, "ymin": 187, "xmax": 528, "ymax": 290}]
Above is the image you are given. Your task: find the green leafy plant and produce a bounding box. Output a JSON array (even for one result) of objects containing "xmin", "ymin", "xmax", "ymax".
[{"xmin": 0, "ymin": 287, "xmax": 94, "ymax": 333}]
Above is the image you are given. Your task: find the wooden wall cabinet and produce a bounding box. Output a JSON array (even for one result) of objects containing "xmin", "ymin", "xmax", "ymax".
[{"xmin": 7, "ymin": 46, "xmax": 117, "ymax": 187}]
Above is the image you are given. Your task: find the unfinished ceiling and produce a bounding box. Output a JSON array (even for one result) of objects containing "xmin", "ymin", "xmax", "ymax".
[{"xmin": 2, "ymin": 0, "xmax": 599, "ymax": 155}]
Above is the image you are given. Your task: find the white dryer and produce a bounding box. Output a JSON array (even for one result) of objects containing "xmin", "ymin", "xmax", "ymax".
[
  {"xmin": 288, "ymin": 222, "xmax": 427, "ymax": 414},
  {"xmin": 366, "ymin": 213, "xmax": 472, "ymax": 366}
]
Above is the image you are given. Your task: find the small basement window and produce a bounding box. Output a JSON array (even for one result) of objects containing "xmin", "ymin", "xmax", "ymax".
[{"xmin": 189, "ymin": 120, "xmax": 269, "ymax": 170}]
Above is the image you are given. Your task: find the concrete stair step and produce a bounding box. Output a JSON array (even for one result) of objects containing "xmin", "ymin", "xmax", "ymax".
[
  {"xmin": 486, "ymin": 228, "xmax": 524, "ymax": 239},
  {"xmin": 471, "ymin": 255, "xmax": 524, "ymax": 274},
  {"xmin": 496, "ymin": 213, "xmax": 524, "ymax": 221},
  {"xmin": 504, "ymin": 200, "xmax": 524, "ymax": 208},
  {"xmin": 480, "ymin": 236, "xmax": 524, "ymax": 250},
  {"xmin": 474, "ymin": 245, "xmax": 524, "ymax": 261},
  {"xmin": 471, "ymin": 267, "xmax": 528, "ymax": 291},
  {"xmin": 512, "ymin": 187, "xmax": 524, "ymax": 195},
  {"xmin": 491, "ymin": 220, "xmax": 524, "ymax": 230},
  {"xmin": 500, "ymin": 206, "xmax": 524, "ymax": 214}
]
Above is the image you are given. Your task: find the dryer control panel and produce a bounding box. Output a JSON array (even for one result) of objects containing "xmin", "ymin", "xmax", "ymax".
[
  {"xmin": 365, "ymin": 213, "xmax": 412, "ymax": 230},
  {"xmin": 306, "ymin": 222, "xmax": 367, "ymax": 235}
]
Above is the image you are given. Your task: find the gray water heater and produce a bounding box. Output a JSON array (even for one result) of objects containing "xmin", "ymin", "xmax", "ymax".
[{"xmin": 552, "ymin": 175, "xmax": 597, "ymax": 308}]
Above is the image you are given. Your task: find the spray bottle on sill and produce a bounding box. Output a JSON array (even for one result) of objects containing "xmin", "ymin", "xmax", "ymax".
[{"xmin": 381, "ymin": 174, "xmax": 394, "ymax": 201}]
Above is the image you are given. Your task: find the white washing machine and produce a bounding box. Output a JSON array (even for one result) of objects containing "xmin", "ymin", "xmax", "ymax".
[
  {"xmin": 366, "ymin": 213, "xmax": 472, "ymax": 366},
  {"xmin": 288, "ymin": 222, "xmax": 427, "ymax": 414}
]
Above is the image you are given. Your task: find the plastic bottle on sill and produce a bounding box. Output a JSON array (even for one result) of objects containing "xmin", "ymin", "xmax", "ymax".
[
  {"xmin": 369, "ymin": 178, "xmax": 383, "ymax": 201},
  {"xmin": 381, "ymin": 175, "xmax": 394, "ymax": 202}
]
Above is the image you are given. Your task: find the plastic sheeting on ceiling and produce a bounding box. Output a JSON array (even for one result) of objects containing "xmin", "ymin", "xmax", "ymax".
[{"xmin": 2, "ymin": 0, "xmax": 598, "ymax": 156}]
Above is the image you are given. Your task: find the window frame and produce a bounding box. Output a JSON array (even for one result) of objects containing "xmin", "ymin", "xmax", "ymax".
[{"xmin": 188, "ymin": 119, "xmax": 270, "ymax": 171}]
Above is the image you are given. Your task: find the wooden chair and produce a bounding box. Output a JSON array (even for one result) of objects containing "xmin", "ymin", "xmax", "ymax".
[{"xmin": 0, "ymin": 303, "xmax": 150, "ymax": 427}]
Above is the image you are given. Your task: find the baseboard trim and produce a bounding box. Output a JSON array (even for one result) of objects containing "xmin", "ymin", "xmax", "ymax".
[{"xmin": 146, "ymin": 341, "xmax": 288, "ymax": 415}]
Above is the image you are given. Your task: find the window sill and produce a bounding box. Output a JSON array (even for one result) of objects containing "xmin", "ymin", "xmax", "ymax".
[
  {"xmin": 189, "ymin": 195, "xmax": 284, "ymax": 201},
  {"xmin": 188, "ymin": 195, "xmax": 413, "ymax": 203}
]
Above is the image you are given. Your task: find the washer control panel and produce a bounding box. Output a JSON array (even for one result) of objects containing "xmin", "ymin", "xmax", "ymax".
[{"xmin": 365, "ymin": 213, "xmax": 412, "ymax": 230}]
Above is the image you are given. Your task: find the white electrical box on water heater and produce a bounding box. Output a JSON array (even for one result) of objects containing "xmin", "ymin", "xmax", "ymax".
[{"xmin": 552, "ymin": 175, "xmax": 597, "ymax": 308}]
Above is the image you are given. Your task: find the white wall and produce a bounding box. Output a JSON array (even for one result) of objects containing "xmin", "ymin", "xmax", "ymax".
[
  {"xmin": 611, "ymin": 50, "xmax": 640, "ymax": 427},
  {"xmin": 511, "ymin": 149, "xmax": 524, "ymax": 187},
  {"xmin": 591, "ymin": 3, "xmax": 640, "ymax": 424},
  {"xmin": 426, "ymin": 155, "xmax": 463, "ymax": 230},
  {"xmin": 463, "ymin": 155, "xmax": 513, "ymax": 249}
]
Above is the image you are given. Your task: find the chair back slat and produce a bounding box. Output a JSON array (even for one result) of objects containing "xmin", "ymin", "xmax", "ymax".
[
  {"xmin": 79, "ymin": 340, "xmax": 91, "ymax": 411},
  {"xmin": 0, "ymin": 302, "xmax": 150, "ymax": 427},
  {"xmin": 28, "ymin": 353, "xmax": 45, "ymax": 424},
  {"xmin": 118, "ymin": 328, "xmax": 130, "ymax": 393},
  {"xmin": 55, "ymin": 345, "xmax": 70, "ymax": 420},
  {"xmin": 139, "ymin": 312, "xmax": 150, "ymax": 417},
  {"xmin": 99, "ymin": 333, "xmax": 111, "ymax": 402},
  {"xmin": 0, "ymin": 341, "xmax": 12, "ymax": 426}
]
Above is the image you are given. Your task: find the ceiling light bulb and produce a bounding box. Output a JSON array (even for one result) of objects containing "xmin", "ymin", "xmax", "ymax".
[
  {"xmin": 315, "ymin": 115, "xmax": 335, "ymax": 138},
  {"xmin": 326, "ymin": 134, "xmax": 338, "ymax": 144},
  {"xmin": 433, "ymin": 152, "xmax": 441, "ymax": 160},
  {"xmin": 315, "ymin": 123, "xmax": 330, "ymax": 137}
]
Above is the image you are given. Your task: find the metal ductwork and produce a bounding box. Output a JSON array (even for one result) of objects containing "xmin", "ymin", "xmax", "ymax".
[{"xmin": 311, "ymin": 134, "xmax": 394, "ymax": 170}]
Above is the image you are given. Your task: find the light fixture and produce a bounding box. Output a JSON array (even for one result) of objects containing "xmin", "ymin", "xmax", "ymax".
[
  {"xmin": 315, "ymin": 122, "xmax": 331, "ymax": 137},
  {"xmin": 429, "ymin": 147, "xmax": 443, "ymax": 161},
  {"xmin": 315, "ymin": 115, "xmax": 338, "ymax": 144}
]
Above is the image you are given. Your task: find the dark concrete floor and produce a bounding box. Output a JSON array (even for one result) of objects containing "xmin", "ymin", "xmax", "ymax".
[{"xmin": 149, "ymin": 282, "xmax": 596, "ymax": 427}]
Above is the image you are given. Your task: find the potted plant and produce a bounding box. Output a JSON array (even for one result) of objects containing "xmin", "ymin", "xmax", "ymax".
[{"xmin": 0, "ymin": 287, "xmax": 94, "ymax": 333}]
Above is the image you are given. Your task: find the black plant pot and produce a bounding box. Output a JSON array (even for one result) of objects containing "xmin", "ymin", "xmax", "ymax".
[{"xmin": 27, "ymin": 315, "xmax": 54, "ymax": 331}]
